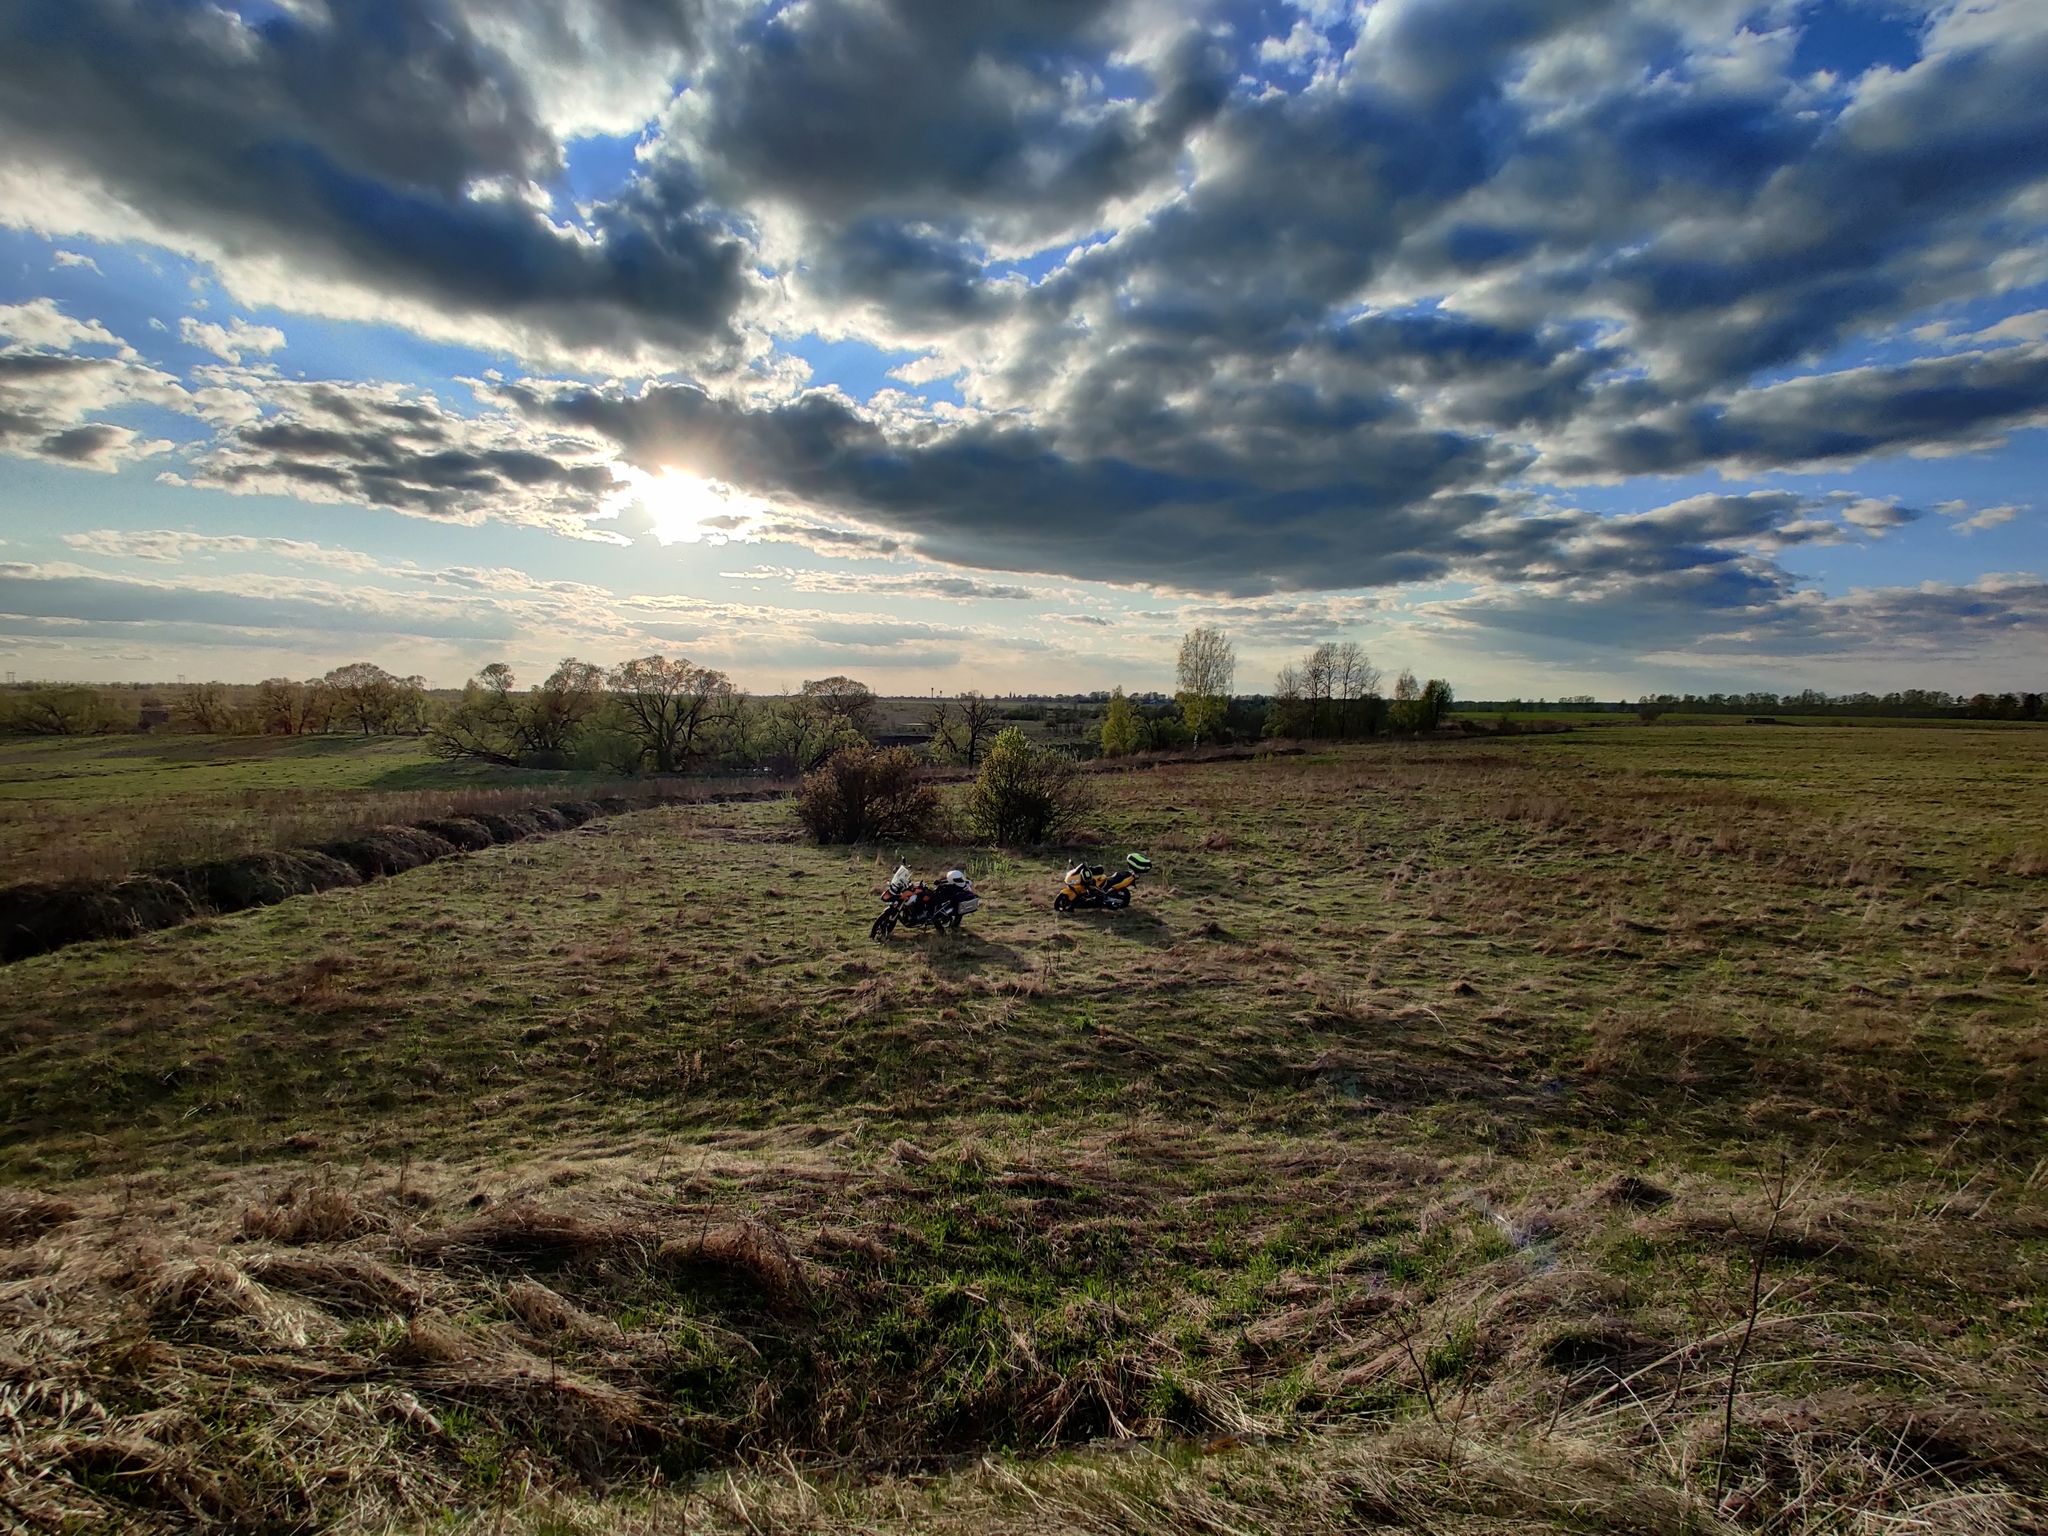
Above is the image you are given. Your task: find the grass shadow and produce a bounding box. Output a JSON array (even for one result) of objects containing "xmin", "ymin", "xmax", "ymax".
[
  {"xmin": 910, "ymin": 927, "xmax": 1026, "ymax": 978},
  {"xmin": 1052, "ymin": 904, "xmax": 1179, "ymax": 948}
]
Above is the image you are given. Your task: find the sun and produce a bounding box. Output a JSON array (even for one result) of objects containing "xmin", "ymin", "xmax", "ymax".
[{"xmin": 610, "ymin": 466, "xmax": 774, "ymax": 546}]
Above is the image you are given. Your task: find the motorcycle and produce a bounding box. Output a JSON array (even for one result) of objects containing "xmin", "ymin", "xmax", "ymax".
[
  {"xmin": 1054, "ymin": 853, "xmax": 1152, "ymax": 912},
  {"xmin": 871, "ymin": 864, "xmax": 980, "ymax": 939}
]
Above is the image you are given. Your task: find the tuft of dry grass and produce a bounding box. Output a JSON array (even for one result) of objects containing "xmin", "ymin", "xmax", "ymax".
[{"xmin": 240, "ymin": 1183, "xmax": 380, "ymax": 1244}]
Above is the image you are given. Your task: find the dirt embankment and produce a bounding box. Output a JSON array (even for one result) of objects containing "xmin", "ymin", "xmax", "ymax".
[{"xmin": 0, "ymin": 790, "xmax": 789, "ymax": 964}]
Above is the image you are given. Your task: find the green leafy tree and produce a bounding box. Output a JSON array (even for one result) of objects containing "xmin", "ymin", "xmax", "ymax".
[
  {"xmin": 1175, "ymin": 627, "xmax": 1236, "ymax": 746},
  {"xmin": 1388, "ymin": 674, "xmax": 1453, "ymax": 733},
  {"xmin": 762, "ymin": 693, "xmax": 866, "ymax": 774},
  {"xmin": 968, "ymin": 727, "xmax": 1090, "ymax": 844},
  {"xmin": 4, "ymin": 688, "xmax": 102, "ymax": 735},
  {"xmin": 522, "ymin": 658, "xmax": 605, "ymax": 753},
  {"xmin": 427, "ymin": 667, "xmax": 522, "ymax": 764},
  {"xmin": 1099, "ymin": 687, "xmax": 1141, "ymax": 756}
]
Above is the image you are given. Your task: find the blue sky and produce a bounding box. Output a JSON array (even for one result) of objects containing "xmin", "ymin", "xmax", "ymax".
[{"xmin": 0, "ymin": 0, "xmax": 2043, "ymax": 697}]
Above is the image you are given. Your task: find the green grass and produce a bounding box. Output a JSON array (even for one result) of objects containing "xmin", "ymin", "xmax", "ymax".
[
  {"xmin": 0, "ymin": 732, "xmax": 646, "ymax": 885},
  {"xmin": 1, "ymin": 724, "xmax": 2044, "ymax": 1530}
]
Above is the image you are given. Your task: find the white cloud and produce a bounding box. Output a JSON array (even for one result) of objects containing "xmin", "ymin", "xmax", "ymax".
[
  {"xmin": 178, "ymin": 315, "xmax": 286, "ymax": 364},
  {"xmin": 0, "ymin": 297, "xmax": 134, "ymax": 358},
  {"xmin": 718, "ymin": 564, "xmax": 1044, "ymax": 600},
  {"xmin": 1937, "ymin": 502, "xmax": 2022, "ymax": 534}
]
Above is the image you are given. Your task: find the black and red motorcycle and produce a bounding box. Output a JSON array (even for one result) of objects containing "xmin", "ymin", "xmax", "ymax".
[{"xmin": 871, "ymin": 864, "xmax": 980, "ymax": 939}]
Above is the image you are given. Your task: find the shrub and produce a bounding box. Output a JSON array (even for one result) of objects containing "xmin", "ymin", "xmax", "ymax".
[
  {"xmin": 967, "ymin": 728, "xmax": 1089, "ymax": 845},
  {"xmin": 1099, "ymin": 688, "xmax": 1140, "ymax": 756},
  {"xmin": 796, "ymin": 745, "xmax": 941, "ymax": 844}
]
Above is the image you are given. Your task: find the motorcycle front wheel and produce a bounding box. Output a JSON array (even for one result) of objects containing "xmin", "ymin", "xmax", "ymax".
[
  {"xmin": 1053, "ymin": 894, "xmax": 1073, "ymax": 912},
  {"xmin": 870, "ymin": 913, "xmax": 896, "ymax": 940}
]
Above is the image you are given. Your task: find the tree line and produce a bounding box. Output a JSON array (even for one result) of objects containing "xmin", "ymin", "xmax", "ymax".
[
  {"xmin": 0, "ymin": 627, "xmax": 1461, "ymax": 760},
  {"xmin": 1092, "ymin": 631, "xmax": 1454, "ymax": 755},
  {"xmin": 0, "ymin": 664, "xmax": 433, "ymax": 738}
]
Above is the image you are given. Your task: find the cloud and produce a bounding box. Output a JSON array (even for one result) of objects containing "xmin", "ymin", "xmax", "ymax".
[
  {"xmin": 51, "ymin": 250, "xmax": 100, "ymax": 273},
  {"xmin": 179, "ymin": 375, "xmax": 629, "ymax": 538},
  {"xmin": 179, "ymin": 316, "xmax": 287, "ymax": 364},
  {"xmin": 0, "ymin": 298, "xmax": 134, "ymax": 358},
  {"xmin": 0, "ymin": 560, "xmax": 533, "ymax": 643},
  {"xmin": 0, "ymin": 0, "xmax": 750, "ymax": 366},
  {"xmin": 1545, "ymin": 344, "xmax": 2048, "ymax": 479},
  {"xmin": 1937, "ymin": 501, "xmax": 2022, "ymax": 535},
  {"xmin": 0, "ymin": 299, "xmax": 192, "ymax": 469},
  {"xmin": 0, "ymin": 0, "xmax": 2045, "ymax": 646},
  {"xmin": 1437, "ymin": 567, "xmax": 2048, "ymax": 666},
  {"xmin": 61, "ymin": 528, "xmax": 390, "ymax": 570},
  {"xmin": 719, "ymin": 564, "xmax": 1042, "ymax": 600}
]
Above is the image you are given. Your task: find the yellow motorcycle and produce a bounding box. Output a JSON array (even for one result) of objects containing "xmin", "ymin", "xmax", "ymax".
[{"xmin": 1054, "ymin": 853, "xmax": 1151, "ymax": 912}]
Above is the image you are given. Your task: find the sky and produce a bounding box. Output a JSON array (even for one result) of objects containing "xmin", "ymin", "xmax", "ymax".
[{"xmin": 0, "ymin": 0, "xmax": 2043, "ymax": 699}]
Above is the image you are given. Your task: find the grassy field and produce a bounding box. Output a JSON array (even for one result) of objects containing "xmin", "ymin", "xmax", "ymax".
[
  {"xmin": 2, "ymin": 723, "xmax": 2045, "ymax": 1531},
  {"xmin": 0, "ymin": 734, "xmax": 657, "ymax": 888}
]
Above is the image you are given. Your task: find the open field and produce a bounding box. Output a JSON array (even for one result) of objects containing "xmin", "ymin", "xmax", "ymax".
[
  {"xmin": 2, "ymin": 724, "xmax": 2046, "ymax": 1531},
  {"xmin": 0, "ymin": 735, "xmax": 665, "ymax": 889}
]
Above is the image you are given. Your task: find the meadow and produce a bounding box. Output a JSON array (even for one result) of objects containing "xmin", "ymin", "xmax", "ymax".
[
  {"xmin": 0, "ymin": 733, "xmax": 648, "ymax": 888},
  {"xmin": 1, "ymin": 722, "xmax": 2045, "ymax": 1532}
]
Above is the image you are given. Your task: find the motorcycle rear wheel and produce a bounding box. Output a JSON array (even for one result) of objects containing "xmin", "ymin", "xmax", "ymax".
[{"xmin": 1106, "ymin": 891, "xmax": 1130, "ymax": 909}]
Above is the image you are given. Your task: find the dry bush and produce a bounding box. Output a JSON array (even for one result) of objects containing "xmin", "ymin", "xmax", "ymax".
[{"xmin": 795, "ymin": 745, "xmax": 941, "ymax": 844}]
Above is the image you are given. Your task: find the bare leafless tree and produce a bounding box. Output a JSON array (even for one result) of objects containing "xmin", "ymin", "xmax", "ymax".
[
  {"xmin": 610, "ymin": 655, "xmax": 736, "ymax": 772},
  {"xmin": 956, "ymin": 690, "xmax": 1004, "ymax": 767}
]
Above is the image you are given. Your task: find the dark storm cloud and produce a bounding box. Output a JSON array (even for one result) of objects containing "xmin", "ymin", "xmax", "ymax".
[
  {"xmin": 0, "ymin": 0, "xmax": 744, "ymax": 353},
  {"xmin": 516, "ymin": 379, "xmax": 1517, "ymax": 594},
  {"xmin": 1549, "ymin": 343, "xmax": 2048, "ymax": 478},
  {"xmin": 678, "ymin": 0, "xmax": 1228, "ymax": 243},
  {"xmin": 628, "ymin": 0, "xmax": 2043, "ymax": 592}
]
